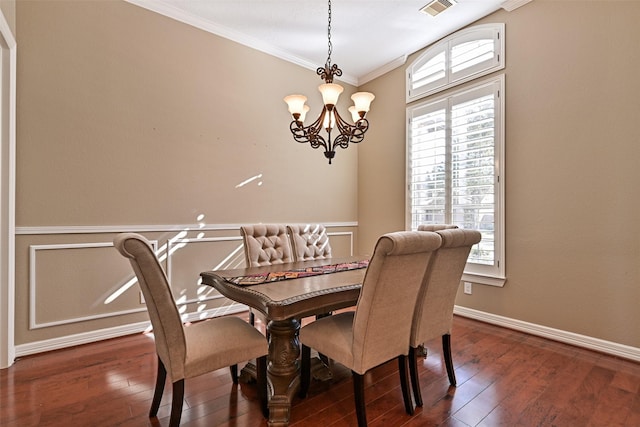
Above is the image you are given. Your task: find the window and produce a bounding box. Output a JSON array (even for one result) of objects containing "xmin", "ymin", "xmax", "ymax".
[
  {"xmin": 407, "ymin": 23, "xmax": 504, "ymax": 102},
  {"xmin": 407, "ymin": 76, "xmax": 505, "ymax": 285},
  {"xmin": 406, "ymin": 23, "xmax": 506, "ymax": 286}
]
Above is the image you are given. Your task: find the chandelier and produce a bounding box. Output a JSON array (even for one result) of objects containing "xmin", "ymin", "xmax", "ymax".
[{"xmin": 283, "ymin": 0, "xmax": 375, "ymax": 164}]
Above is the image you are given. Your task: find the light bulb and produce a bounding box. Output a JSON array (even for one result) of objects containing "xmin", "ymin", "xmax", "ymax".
[
  {"xmin": 323, "ymin": 109, "xmax": 336, "ymax": 131},
  {"xmin": 299, "ymin": 105, "xmax": 310, "ymax": 122},
  {"xmin": 348, "ymin": 106, "xmax": 360, "ymax": 122}
]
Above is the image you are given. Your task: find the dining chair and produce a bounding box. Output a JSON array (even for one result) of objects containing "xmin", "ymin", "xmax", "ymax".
[
  {"xmin": 409, "ymin": 228, "xmax": 481, "ymax": 408},
  {"xmin": 298, "ymin": 231, "xmax": 443, "ymax": 426},
  {"xmin": 286, "ymin": 224, "xmax": 332, "ymax": 261},
  {"xmin": 413, "ymin": 224, "xmax": 460, "ymax": 357},
  {"xmin": 113, "ymin": 233, "xmax": 269, "ymax": 426},
  {"xmin": 240, "ymin": 224, "xmax": 294, "ymax": 326}
]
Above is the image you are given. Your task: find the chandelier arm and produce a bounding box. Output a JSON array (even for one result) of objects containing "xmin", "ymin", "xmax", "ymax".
[
  {"xmin": 332, "ymin": 110, "xmax": 370, "ymax": 149},
  {"xmin": 346, "ymin": 118, "xmax": 369, "ymax": 144},
  {"xmin": 330, "ymin": 110, "xmax": 351, "ymax": 150},
  {"xmin": 288, "ymin": 108, "xmax": 329, "ymax": 152}
]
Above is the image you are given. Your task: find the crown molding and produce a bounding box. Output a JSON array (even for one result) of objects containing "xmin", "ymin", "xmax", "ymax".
[
  {"xmin": 124, "ymin": 0, "xmax": 359, "ymax": 86},
  {"xmin": 358, "ymin": 55, "xmax": 408, "ymax": 86}
]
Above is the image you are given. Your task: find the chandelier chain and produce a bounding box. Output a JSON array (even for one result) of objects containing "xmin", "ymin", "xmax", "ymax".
[
  {"xmin": 317, "ymin": 0, "xmax": 341, "ymax": 83},
  {"xmin": 326, "ymin": 0, "xmax": 332, "ymax": 66}
]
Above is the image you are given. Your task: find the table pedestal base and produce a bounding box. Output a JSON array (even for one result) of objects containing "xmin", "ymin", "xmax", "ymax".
[
  {"xmin": 266, "ymin": 318, "xmax": 301, "ymax": 427},
  {"xmin": 238, "ymin": 321, "xmax": 333, "ymax": 427}
]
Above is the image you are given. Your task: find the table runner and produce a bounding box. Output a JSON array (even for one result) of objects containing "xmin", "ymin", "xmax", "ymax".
[{"xmin": 225, "ymin": 259, "xmax": 369, "ymax": 286}]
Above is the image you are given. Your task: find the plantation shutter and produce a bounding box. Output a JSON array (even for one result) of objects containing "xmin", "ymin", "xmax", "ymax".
[{"xmin": 408, "ymin": 79, "xmax": 501, "ymax": 271}]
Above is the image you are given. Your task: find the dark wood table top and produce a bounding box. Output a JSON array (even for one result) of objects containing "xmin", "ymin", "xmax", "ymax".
[{"xmin": 200, "ymin": 256, "xmax": 367, "ymax": 321}]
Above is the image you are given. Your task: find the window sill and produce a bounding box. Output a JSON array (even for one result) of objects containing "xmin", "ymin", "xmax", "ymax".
[{"xmin": 462, "ymin": 272, "xmax": 505, "ymax": 287}]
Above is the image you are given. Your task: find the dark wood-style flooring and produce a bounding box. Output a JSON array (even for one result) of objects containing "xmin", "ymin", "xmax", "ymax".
[{"xmin": 1, "ymin": 315, "xmax": 639, "ymax": 426}]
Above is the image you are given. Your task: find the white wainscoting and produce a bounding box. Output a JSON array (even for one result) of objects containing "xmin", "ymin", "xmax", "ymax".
[
  {"xmin": 16, "ymin": 303, "xmax": 250, "ymax": 357},
  {"xmin": 15, "ymin": 223, "xmax": 357, "ymax": 357},
  {"xmin": 28, "ymin": 240, "xmax": 158, "ymax": 330}
]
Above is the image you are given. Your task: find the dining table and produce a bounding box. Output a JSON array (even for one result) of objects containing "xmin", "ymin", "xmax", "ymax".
[{"xmin": 200, "ymin": 256, "xmax": 368, "ymax": 427}]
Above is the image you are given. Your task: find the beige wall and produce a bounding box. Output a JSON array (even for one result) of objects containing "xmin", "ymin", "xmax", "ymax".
[
  {"xmin": 359, "ymin": 0, "xmax": 640, "ymax": 348},
  {"xmin": 14, "ymin": 1, "xmax": 360, "ymax": 348},
  {"xmin": 0, "ymin": 0, "xmax": 15, "ymax": 35},
  {"xmin": 17, "ymin": 0, "xmax": 359, "ymax": 227}
]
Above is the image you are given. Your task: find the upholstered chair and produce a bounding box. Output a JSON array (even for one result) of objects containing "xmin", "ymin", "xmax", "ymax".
[
  {"xmin": 113, "ymin": 233, "xmax": 269, "ymax": 426},
  {"xmin": 240, "ymin": 224, "xmax": 294, "ymax": 327},
  {"xmin": 287, "ymin": 224, "xmax": 332, "ymax": 261},
  {"xmin": 413, "ymin": 224, "xmax": 460, "ymax": 355},
  {"xmin": 298, "ymin": 231, "xmax": 443, "ymax": 426},
  {"xmin": 409, "ymin": 228, "xmax": 481, "ymax": 408},
  {"xmin": 240, "ymin": 224, "xmax": 294, "ymax": 267}
]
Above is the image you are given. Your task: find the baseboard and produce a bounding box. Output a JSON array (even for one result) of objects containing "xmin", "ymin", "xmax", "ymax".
[
  {"xmin": 17, "ymin": 304, "xmax": 639, "ymax": 363},
  {"xmin": 454, "ymin": 306, "xmax": 640, "ymax": 362},
  {"xmin": 14, "ymin": 304, "xmax": 249, "ymax": 358}
]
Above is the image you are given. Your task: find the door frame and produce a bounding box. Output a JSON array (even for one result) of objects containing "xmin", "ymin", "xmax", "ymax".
[{"xmin": 0, "ymin": 9, "xmax": 16, "ymax": 369}]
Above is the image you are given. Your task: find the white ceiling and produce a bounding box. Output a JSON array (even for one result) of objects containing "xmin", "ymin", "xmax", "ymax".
[{"xmin": 126, "ymin": 0, "xmax": 528, "ymax": 85}]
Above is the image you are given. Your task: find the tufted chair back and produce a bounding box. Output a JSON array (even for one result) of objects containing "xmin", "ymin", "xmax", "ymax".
[
  {"xmin": 240, "ymin": 224, "xmax": 294, "ymax": 267},
  {"xmin": 287, "ymin": 224, "xmax": 332, "ymax": 261}
]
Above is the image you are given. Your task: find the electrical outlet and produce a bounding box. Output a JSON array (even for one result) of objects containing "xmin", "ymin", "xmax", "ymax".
[{"xmin": 463, "ymin": 282, "xmax": 472, "ymax": 295}]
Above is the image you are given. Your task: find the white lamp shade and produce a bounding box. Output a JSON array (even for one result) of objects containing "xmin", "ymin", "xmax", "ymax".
[
  {"xmin": 348, "ymin": 106, "xmax": 360, "ymax": 122},
  {"xmin": 351, "ymin": 92, "xmax": 375, "ymax": 114},
  {"xmin": 318, "ymin": 83, "xmax": 344, "ymax": 106},
  {"xmin": 283, "ymin": 94, "xmax": 308, "ymax": 117}
]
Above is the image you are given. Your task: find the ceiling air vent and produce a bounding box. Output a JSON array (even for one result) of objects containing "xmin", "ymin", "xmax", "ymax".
[{"xmin": 420, "ymin": 0, "xmax": 457, "ymax": 17}]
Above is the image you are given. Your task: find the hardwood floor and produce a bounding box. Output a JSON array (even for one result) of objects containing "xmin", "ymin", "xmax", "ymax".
[{"xmin": 1, "ymin": 315, "xmax": 639, "ymax": 426}]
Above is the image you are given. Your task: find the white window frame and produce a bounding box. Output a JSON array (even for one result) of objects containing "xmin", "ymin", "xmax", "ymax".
[
  {"xmin": 406, "ymin": 75, "xmax": 506, "ymax": 287},
  {"xmin": 407, "ymin": 23, "xmax": 505, "ymax": 103}
]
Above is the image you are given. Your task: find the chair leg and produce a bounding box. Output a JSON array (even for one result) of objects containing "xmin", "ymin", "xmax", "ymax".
[
  {"xmin": 299, "ymin": 344, "xmax": 311, "ymax": 398},
  {"xmin": 398, "ymin": 355, "xmax": 414, "ymax": 415},
  {"xmin": 318, "ymin": 353, "xmax": 330, "ymax": 366},
  {"xmin": 150, "ymin": 356, "xmax": 167, "ymax": 417},
  {"xmin": 169, "ymin": 379, "xmax": 185, "ymax": 427},
  {"xmin": 408, "ymin": 346, "xmax": 423, "ymax": 407},
  {"xmin": 442, "ymin": 334, "xmax": 457, "ymax": 386},
  {"xmin": 352, "ymin": 372, "xmax": 368, "ymax": 427},
  {"xmin": 256, "ymin": 355, "xmax": 269, "ymax": 419},
  {"xmin": 230, "ymin": 364, "xmax": 239, "ymax": 384}
]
